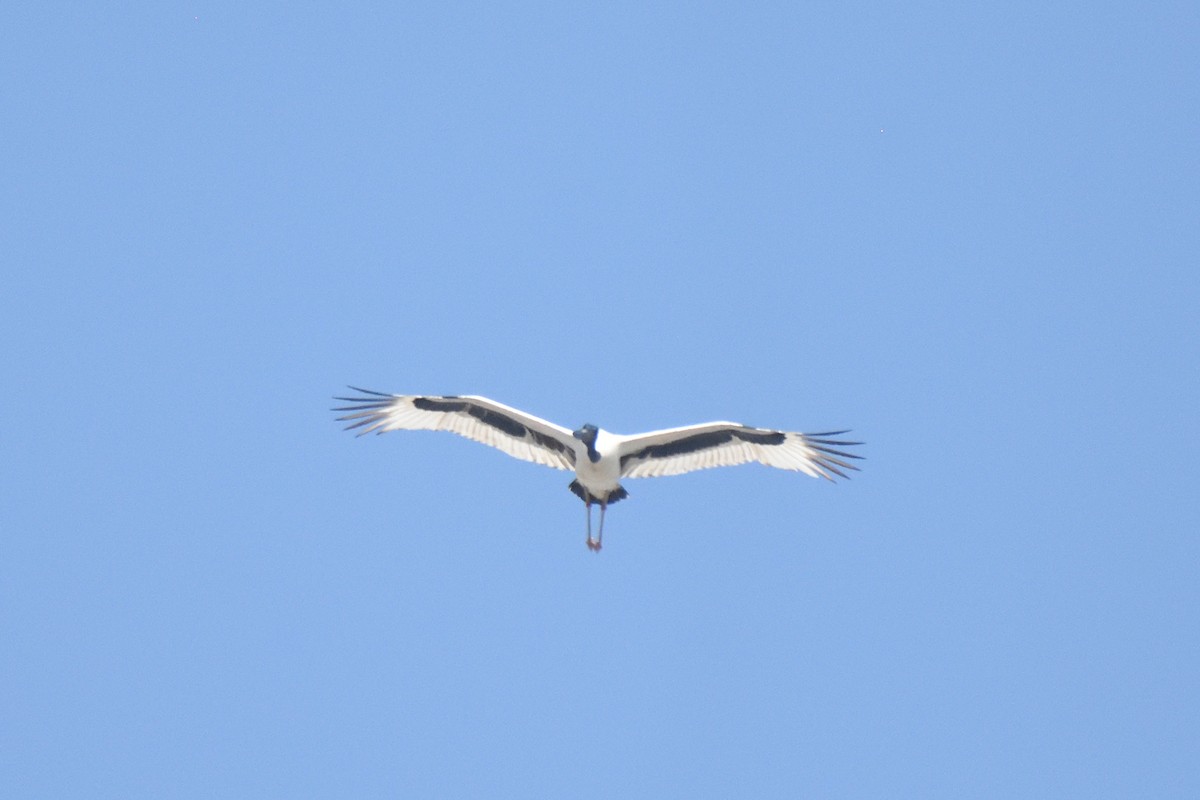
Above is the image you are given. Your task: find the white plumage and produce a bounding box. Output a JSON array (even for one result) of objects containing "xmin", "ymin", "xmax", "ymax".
[{"xmin": 334, "ymin": 388, "xmax": 862, "ymax": 551}]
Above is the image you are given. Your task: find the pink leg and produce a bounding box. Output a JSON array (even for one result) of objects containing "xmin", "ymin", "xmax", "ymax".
[
  {"xmin": 585, "ymin": 501, "xmax": 599, "ymax": 551},
  {"xmin": 595, "ymin": 503, "xmax": 606, "ymax": 551}
]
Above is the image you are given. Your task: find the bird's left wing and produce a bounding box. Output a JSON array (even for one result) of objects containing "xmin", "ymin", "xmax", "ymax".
[
  {"xmin": 333, "ymin": 389, "xmax": 577, "ymax": 471},
  {"xmin": 618, "ymin": 422, "xmax": 861, "ymax": 481}
]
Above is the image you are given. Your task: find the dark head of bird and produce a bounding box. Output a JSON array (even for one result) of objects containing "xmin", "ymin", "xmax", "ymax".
[{"xmin": 573, "ymin": 423, "xmax": 601, "ymax": 463}]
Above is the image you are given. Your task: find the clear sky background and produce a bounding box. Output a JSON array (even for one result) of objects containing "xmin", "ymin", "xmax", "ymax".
[{"xmin": 3, "ymin": 3, "xmax": 1197, "ymax": 798}]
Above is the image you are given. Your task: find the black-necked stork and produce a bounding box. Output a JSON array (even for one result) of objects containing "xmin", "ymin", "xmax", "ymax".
[{"xmin": 333, "ymin": 389, "xmax": 862, "ymax": 551}]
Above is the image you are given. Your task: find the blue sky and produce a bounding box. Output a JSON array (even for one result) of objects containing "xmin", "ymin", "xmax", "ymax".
[{"xmin": 3, "ymin": 3, "xmax": 1197, "ymax": 797}]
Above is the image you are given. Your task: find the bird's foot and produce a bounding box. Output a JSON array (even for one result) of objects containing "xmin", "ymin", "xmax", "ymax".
[{"xmin": 586, "ymin": 538, "xmax": 602, "ymax": 552}]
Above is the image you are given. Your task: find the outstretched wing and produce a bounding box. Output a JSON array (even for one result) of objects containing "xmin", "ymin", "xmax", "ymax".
[
  {"xmin": 618, "ymin": 422, "xmax": 861, "ymax": 481},
  {"xmin": 333, "ymin": 388, "xmax": 577, "ymax": 471}
]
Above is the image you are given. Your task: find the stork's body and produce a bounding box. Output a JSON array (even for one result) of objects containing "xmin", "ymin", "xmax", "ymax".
[
  {"xmin": 334, "ymin": 389, "xmax": 862, "ymax": 551},
  {"xmin": 565, "ymin": 424, "xmax": 625, "ymax": 550}
]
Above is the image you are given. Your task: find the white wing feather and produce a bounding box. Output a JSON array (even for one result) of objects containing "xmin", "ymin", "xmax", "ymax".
[
  {"xmin": 334, "ymin": 389, "xmax": 576, "ymax": 471},
  {"xmin": 617, "ymin": 422, "xmax": 861, "ymax": 481}
]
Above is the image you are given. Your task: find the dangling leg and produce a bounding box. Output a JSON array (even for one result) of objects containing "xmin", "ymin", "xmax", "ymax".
[
  {"xmin": 585, "ymin": 500, "xmax": 598, "ymax": 551},
  {"xmin": 595, "ymin": 502, "xmax": 607, "ymax": 551}
]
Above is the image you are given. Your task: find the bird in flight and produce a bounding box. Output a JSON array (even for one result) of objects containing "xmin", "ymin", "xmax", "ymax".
[{"xmin": 333, "ymin": 388, "xmax": 862, "ymax": 551}]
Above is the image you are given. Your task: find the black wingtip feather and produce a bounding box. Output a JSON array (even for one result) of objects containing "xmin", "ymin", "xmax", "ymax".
[
  {"xmin": 797, "ymin": 430, "xmax": 865, "ymax": 481},
  {"xmin": 346, "ymin": 386, "xmax": 395, "ymax": 397},
  {"xmin": 810, "ymin": 445, "xmax": 865, "ymax": 461}
]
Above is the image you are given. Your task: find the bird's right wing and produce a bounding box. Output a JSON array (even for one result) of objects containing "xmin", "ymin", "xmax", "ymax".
[
  {"xmin": 333, "ymin": 389, "xmax": 577, "ymax": 471},
  {"xmin": 617, "ymin": 421, "xmax": 861, "ymax": 481}
]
